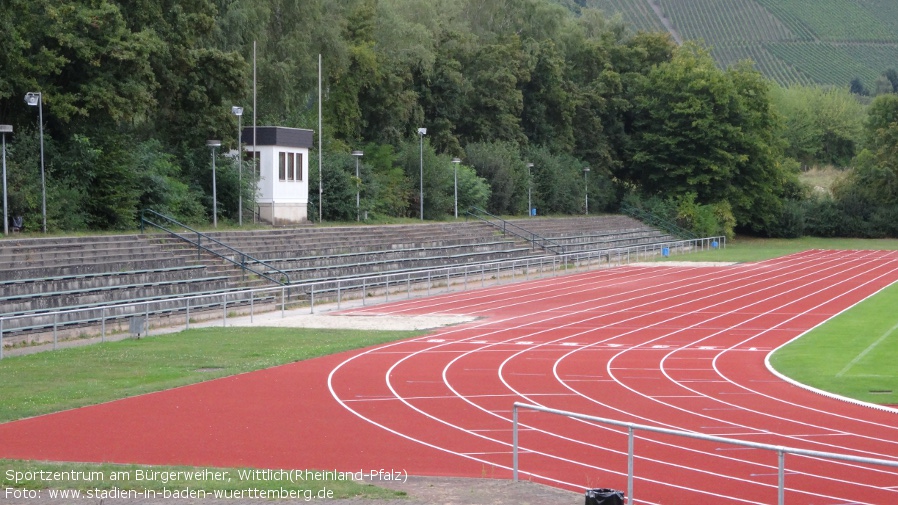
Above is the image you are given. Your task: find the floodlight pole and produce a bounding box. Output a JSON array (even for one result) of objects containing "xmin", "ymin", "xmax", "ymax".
[
  {"xmin": 583, "ymin": 166, "xmax": 590, "ymax": 215},
  {"xmin": 526, "ymin": 162, "xmax": 534, "ymax": 217},
  {"xmin": 418, "ymin": 128, "xmax": 426, "ymax": 220},
  {"xmin": 451, "ymin": 158, "xmax": 461, "ymax": 218},
  {"xmin": 318, "ymin": 53, "xmax": 323, "ymax": 223},
  {"xmin": 1, "ymin": 125, "xmax": 11, "ymax": 235},
  {"xmin": 232, "ymin": 106, "xmax": 244, "ymax": 226},
  {"xmin": 352, "ymin": 150, "xmax": 364, "ymax": 221},
  {"xmin": 25, "ymin": 92, "xmax": 46, "ymax": 233},
  {"xmin": 208, "ymin": 140, "xmax": 222, "ymax": 227}
]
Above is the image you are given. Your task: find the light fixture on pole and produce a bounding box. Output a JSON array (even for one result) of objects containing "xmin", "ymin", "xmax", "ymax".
[
  {"xmin": 231, "ymin": 106, "xmax": 244, "ymax": 226},
  {"xmin": 451, "ymin": 158, "xmax": 461, "ymax": 218},
  {"xmin": 1, "ymin": 125, "xmax": 11, "ymax": 235},
  {"xmin": 526, "ymin": 162, "xmax": 534, "ymax": 217},
  {"xmin": 207, "ymin": 140, "xmax": 222, "ymax": 227},
  {"xmin": 583, "ymin": 166, "xmax": 590, "ymax": 215},
  {"xmin": 417, "ymin": 128, "xmax": 427, "ymax": 220},
  {"xmin": 351, "ymin": 150, "xmax": 364, "ymax": 221},
  {"xmin": 24, "ymin": 92, "xmax": 46, "ymax": 233}
]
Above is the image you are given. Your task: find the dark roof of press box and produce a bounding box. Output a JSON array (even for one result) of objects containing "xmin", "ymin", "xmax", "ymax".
[{"xmin": 241, "ymin": 126, "xmax": 313, "ymax": 148}]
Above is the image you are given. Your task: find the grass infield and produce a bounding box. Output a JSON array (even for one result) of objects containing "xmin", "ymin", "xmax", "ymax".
[
  {"xmin": 769, "ymin": 280, "xmax": 898, "ymax": 406},
  {"xmin": 673, "ymin": 236, "xmax": 898, "ymax": 263},
  {"xmin": 0, "ymin": 326, "xmax": 422, "ymax": 423}
]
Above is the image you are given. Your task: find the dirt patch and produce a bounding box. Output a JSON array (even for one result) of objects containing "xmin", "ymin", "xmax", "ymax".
[
  {"xmin": 630, "ymin": 261, "xmax": 737, "ymax": 267},
  {"xmin": 224, "ymin": 312, "xmax": 478, "ymax": 331}
]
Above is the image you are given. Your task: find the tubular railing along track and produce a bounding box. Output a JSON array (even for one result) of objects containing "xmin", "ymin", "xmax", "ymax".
[{"xmin": 512, "ymin": 402, "xmax": 898, "ymax": 505}]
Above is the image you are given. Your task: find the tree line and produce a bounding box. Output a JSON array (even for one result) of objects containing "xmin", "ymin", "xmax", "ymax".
[{"xmin": 0, "ymin": 0, "xmax": 896, "ymax": 238}]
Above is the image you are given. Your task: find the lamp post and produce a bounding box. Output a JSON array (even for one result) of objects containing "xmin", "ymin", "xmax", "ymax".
[
  {"xmin": 207, "ymin": 140, "xmax": 221, "ymax": 227},
  {"xmin": 451, "ymin": 158, "xmax": 461, "ymax": 218},
  {"xmin": 417, "ymin": 128, "xmax": 426, "ymax": 220},
  {"xmin": 1, "ymin": 125, "xmax": 11, "ymax": 235},
  {"xmin": 583, "ymin": 166, "xmax": 590, "ymax": 215},
  {"xmin": 24, "ymin": 92, "xmax": 46, "ymax": 233},
  {"xmin": 351, "ymin": 150, "xmax": 363, "ymax": 221},
  {"xmin": 231, "ymin": 106, "xmax": 244, "ymax": 226},
  {"xmin": 526, "ymin": 162, "xmax": 534, "ymax": 217}
]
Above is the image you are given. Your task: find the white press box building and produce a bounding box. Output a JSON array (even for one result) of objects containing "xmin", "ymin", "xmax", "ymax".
[{"xmin": 240, "ymin": 126, "xmax": 314, "ymax": 225}]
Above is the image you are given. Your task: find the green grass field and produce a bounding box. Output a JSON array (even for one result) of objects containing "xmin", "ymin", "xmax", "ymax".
[
  {"xmin": 0, "ymin": 326, "xmax": 423, "ymax": 497},
  {"xmin": 769, "ymin": 280, "xmax": 898, "ymax": 405},
  {"xmin": 0, "ymin": 326, "xmax": 422, "ymax": 423},
  {"xmin": 672, "ymin": 236, "xmax": 898, "ymax": 263}
]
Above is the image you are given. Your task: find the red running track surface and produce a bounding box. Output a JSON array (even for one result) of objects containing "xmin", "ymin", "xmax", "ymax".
[{"xmin": 2, "ymin": 250, "xmax": 898, "ymax": 504}]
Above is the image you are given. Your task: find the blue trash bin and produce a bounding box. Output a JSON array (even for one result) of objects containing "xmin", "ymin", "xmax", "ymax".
[
  {"xmin": 531, "ymin": 208, "xmax": 537, "ymax": 216},
  {"xmin": 662, "ymin": 247, "xmax": 670, "ymax": 257}
]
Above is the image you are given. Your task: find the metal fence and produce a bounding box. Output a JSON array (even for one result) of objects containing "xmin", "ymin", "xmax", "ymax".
[
  {"xmin": 512, "ymin": 402, "xmax": 898, "ymax": 504},
  {"xmin": 0, "ymin": 236, "xmax": 725, "ymax": 359}
]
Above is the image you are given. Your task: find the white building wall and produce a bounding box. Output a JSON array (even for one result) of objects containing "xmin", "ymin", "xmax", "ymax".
[{"xmin": 248, "ymin": 144, "xmax": 310, "ymax": 225}]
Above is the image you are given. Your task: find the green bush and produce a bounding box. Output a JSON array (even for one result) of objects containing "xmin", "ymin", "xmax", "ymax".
[
  {"xmin": 623, "ymin": 193, "xmax": 734, "ymax": 239},
  {"xmin": 766, "ymin": 199, "xmax": 805, "ymax": 238}
]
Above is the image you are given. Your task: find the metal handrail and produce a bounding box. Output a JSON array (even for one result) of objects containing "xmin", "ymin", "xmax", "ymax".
[
  {"xmin": 466, "ymin": 207, "xmax": 566, "ymax": 255},
  {"xmin": 513, "ymin": 402, "xmax": 898, "ymax": 504},
  {"xmin": 621, "ymin": 202, "xmax": 698, "ymax": 240},
  {"xmin": 139, "ymin": 209, "xmax": 290, "ymax": 285}
]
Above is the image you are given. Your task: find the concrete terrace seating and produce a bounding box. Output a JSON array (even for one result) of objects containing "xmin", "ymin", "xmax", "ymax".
[
  {"xmin": 158, "ymin": 221, "xmax": 542, "ymax": 284},
  {"xmin": 0, "ymin": 235, "xmax": 238, "ymax": 336},
  {"xmin": 502, "ymin": 215, "xmax": 681, "ymax": 253},
  {"xmin": 0, "ymin": 215, "xmax": 677, "ymax": 345}
]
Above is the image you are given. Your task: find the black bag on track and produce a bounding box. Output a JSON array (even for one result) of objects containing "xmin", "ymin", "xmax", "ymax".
[{"xmin": 584, "ymin": 488, "xmax": 625, "ymax": 505}]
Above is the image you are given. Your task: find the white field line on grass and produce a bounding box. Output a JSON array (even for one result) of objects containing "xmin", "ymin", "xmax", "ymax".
[{"xmin": 836, "ymin": 318, "xmax": 898, "ymax": 378}]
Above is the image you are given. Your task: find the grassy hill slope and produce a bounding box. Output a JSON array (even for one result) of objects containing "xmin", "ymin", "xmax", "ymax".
[{"xmin": 581, "ymin": 0, "xmax": 898, "ymax": 89}]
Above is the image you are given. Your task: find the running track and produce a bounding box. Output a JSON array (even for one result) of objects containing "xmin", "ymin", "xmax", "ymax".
[{"xmin": 2, "ymin": 250, "xmax": 898, "ymax": 504}]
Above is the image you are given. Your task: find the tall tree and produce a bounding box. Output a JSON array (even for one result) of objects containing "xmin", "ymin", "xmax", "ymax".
[
  {"xmin": 464, "ymin": 141, "xmax": 526, "ymax": 215},
  {"xmin": 520, "ymin": 39, "xmax": 575, "ymax": 153},
  {"xmin": 396, "ymin": 138, "xmax": 453, "ymax": 219},
  {"xmin": 416, "ymin": 29, "xmax": 473, "ymax": 155},
  {"xmin": 625, "ymin": 44, "xmax": 742, "ymax": 201},
  {"xmin": 624, "ymin": 44, "xmax": 795, "ymax": 231},
  {"xmin": 723, "ymin": 61, "xmax": 799, "ymax": 232},
  {"xmin": 455, "ymin": 37, "xmax": 529, "ymax": 146},
  {"xmin": 850, "ymin": 77, "xmax": 869, "ymax": 96},
  {"xmin": 769, "ymin": 85, "xmax": 864, "ymax": 167},
  {"xmin": 324, "ymin": 0, "xmax": 379, "ymax": 143},
  {"xmin": 885, "ymin": 69, "xmax": 898, "ymax": 93},
  {"xmin": 838, "ymin": 94, "xmax": 898, "ymax": 207}
]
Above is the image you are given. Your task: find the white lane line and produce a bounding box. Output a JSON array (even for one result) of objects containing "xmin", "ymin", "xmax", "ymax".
[
  {"xmin": 330, "ymin": 251, "xmax": 888, "ymax": 504},
  {"xmin": 544, "ymin": 250, "xmax": 896, "ymax": 498},
  {"xmin": 640, "ymin": 251, "xmax": 898, "ymax": 463}
]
